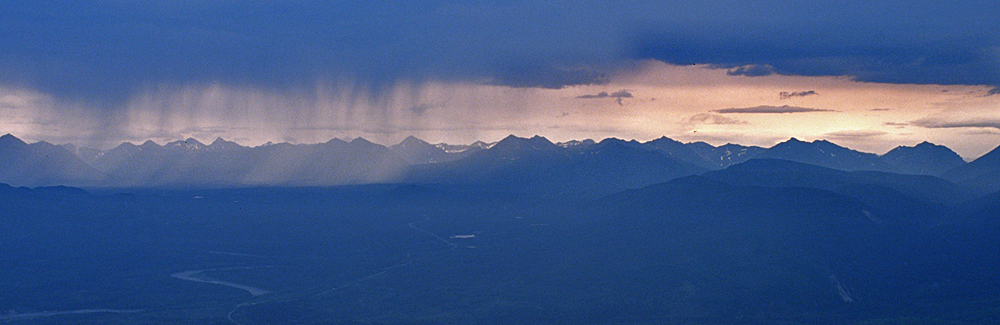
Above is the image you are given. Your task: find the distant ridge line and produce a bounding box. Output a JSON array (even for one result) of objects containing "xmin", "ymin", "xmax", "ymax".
[{"xmin": 0, "ymin": 133, "xmax": 996, "ymax": 192}]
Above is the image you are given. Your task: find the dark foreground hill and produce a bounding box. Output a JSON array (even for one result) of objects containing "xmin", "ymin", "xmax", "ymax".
[
  {"xmin": 3, "ymin": 181, "xmax": 1000, "ymax": 324},
  {"xmin": 586, "ymin": 176, "xmax": 962, "ymax": 322},
  {"xmin": 703, "ymin": 158, "xmax": 969, "ymax": 205}
]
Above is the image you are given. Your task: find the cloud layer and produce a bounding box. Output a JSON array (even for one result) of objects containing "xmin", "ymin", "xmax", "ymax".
[
  {"xmin": 577, "ymin": 90, "xmax": 634, "ymax": 99},
  {"xmin": 687, "ymin": 113, "xmax": 748, "ymax": 125},
  {"xmin": 713, "ymin": 105, "xmax": 834, "ymax": 114},
  {"xmin": 910, "ymin": 117, "xmax": 1000, "ymax": 130},
  {"xmin": 780, "ymin": 91, "xmax": 818, "ymax": 100},
  {"xmin": 823, "ymin": 130, "xmax": 888, "ymax": 138}
]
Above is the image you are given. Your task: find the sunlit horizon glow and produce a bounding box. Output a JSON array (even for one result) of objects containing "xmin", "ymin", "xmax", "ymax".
[{"xmin": 2, "ymin": 61, "xmax": 998, "ymax": 159}]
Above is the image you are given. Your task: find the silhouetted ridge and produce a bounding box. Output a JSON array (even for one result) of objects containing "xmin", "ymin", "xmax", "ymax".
[
  {"xmin": 643, "ymin": 136, "xmax": 712, "ymax": 168},
  {"xmin": 0, "ymin": 182, "xmax": 90, "ymax": 199},
  {"xmin": 468, "ymin": 141, "xmax": 493, "ymax": 149},
  {"xmin": 490, "ymin": 135, "xmax": 557, "ymax": 152},
  {"xmin": 348, "ymin": 137, "xmax": 377, "ymax": 147},
  {"xmin": 324, "ymin": 138, "xmax": 349, "ymax": 146},
  {"xmin": 403, "ymin": 135, "xmax": 705, "ymax": 196},
  {"xmin": 758, "ymin": 138, "xmax": 889, "ymax": 171},
  {"xmin": 882, "ymin": 141, "xmax": 966, "ymax": 175},
  {"xmin": 397, "ymin": 135, "xmax": 429, "ymax": 147},
  {"xmin": 595, "ymin": 137, "xmax": 642, "ymax": 148},
  {"xmin": 556, "ymin": 139, "xmax": 596, "ymax": 149},
  {"xmin": 2, "ymin": 133, "xmax": 996, "ymax": 193},
  {"xmin": 0, "ymin": 133, "xmax": 27, "ymax": 147},
  {"xmin": 164, "ymin": 138, "xmax": 206, "ymax": 150},
  {"xmin": 208, "ymin": 137, "xmax": 242, "ymax": 151},
  {"xmin": 0, "ymin": 137, "xmax": 103, "ymax": 187}
]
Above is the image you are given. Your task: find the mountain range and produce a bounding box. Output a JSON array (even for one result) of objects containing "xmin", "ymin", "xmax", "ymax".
[
  {"xmin": 4, "ymin": 132, "xmax": 1000, "ymax": 323},
  {"xmin": 2, "ymin": 133, "xmax": 998, "ymax": 196}
]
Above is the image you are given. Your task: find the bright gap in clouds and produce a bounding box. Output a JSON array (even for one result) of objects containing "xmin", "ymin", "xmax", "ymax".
[{"xmin": 1, "ymin": 61, "xmax": 998, "ymax": 159}]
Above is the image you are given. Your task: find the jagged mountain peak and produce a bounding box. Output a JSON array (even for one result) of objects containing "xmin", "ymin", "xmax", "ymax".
[
  {"xmin": 719, "ymin": 143, "xmax": 753, "ymax": 149},
  {"xmin": 596, "ymin": 138, "xmax": 642, "ymax": 148},
  {"xmin": 395, "ymin": 135, "xmax": 432, "ymax": 148},
  {"xmin": 883, "ymin": 141, "xmax": 959, "ymax": 157},
  {"xmin": 390, "ymin": 136, "xmax": 452, "ymax": 164},
  {"xmin": 324, "ymin": 138, "xmax": 348, "ymax": 145},
  {"xmin": 0, "ymin": 134, "xmax": 103, "ymax": 187},
  {"xmin": 0, "ymin": 133, "xmax": 27, "ymax": 147},
  {"xmin": 349, "ymin": 137, "xmax": 377, "ymax": 146},
  {"xmin": 166, "ymin": 138, "xmax": 205, "ymax": 149},
  {"xmin": 496, "ymin": 134, "xmax": 522, "ymax": 143},
  {"xmin": 760, "ymin": 137, "xmax": 887, "ymax": 171},
  {"xmin": 886, "ymin": 141, "xmax": 953, "ymax": 152},
  {"xmin": 401, "ymin": 135, "xmax": 426, "ymax": 143},
  {"xmin": 492, "ymin": 135, "xmax": 556, "ymax": 151},
  {"xmin": 775, "ymin": 137, "xmax": 838, "ymax": 147},
  {"xmin": 647, "ymin": 136, "xmax": 684, "ymax": 145},
  {"xmin": 469, "ymin": 141, "xmax": 494, "ymax": 149},
  {"xmin": 882, "ymin": 141, "xmax": 965, "ymax": 175},
  {"xmin": 556, "ymin": 139, "xmax": 596, "ymax": 148},
  {"xmin": 772, "ymin": 137, "xmax": 848, "ymax": 150},
  {"xmin": 208, "ymin": 137, "xmax": 242, "ymax": 151}
]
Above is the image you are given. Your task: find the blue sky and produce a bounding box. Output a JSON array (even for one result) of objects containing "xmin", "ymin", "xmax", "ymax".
[{"xmin": 2, "ymin": 1, "xmax": 999, "ymax": 157}]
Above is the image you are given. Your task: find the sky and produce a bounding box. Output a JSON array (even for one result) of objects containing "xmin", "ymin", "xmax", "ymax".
[{"xmin": 1, "ymin": 0, "xmax": 999, "ymax": 158}]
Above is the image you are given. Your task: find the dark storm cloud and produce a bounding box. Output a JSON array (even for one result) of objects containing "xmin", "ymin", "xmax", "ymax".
[
  {"xmin": 631, "ymin": 1, "xmax": 1000, "ymax": 87},
  {"xmin": 0, "ymin": 1, "xmax": 623, "ymax": 103},
  {"xmin": 2, "ymin": 1, "xmax": 998, "ymax": 105},
  {"xmin": 487, "ymin": 63, "xmax": 611, "ymax": 89},
  {"xmin": 780, "ymin": 91, "xmax": 818, "ymax": 100},
  {"xmin": 714, "ymin": 105, "xmax": 835, "ymax": 114}
]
